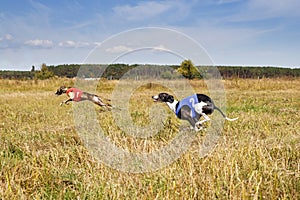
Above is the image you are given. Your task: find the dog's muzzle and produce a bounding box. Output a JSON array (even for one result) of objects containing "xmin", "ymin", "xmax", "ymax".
[
  {"xmin": 55, "ymin": 90, "xmax": 63, "ymax": 96},
  {"xmin": 152, "ymin": 95, "xmax": 159, "ymax": 102}
]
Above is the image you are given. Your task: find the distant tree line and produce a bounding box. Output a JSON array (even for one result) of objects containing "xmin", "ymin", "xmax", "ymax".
[
  {"xmin": 217, "ymin": 66, "xmax": 300, "ymax": 79},
  {"xmin": 1, "ymin": 61, "xmax": 299, "ymax": 80},
  {"xmin": 0, "ymin": 71, "xmax": 35, "ymax": 79}
]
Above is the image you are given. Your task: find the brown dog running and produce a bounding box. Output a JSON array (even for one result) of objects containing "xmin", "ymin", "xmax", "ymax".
[{"xmin": 55, "ymin": 86, "xmax": 112, "ymax": 109}]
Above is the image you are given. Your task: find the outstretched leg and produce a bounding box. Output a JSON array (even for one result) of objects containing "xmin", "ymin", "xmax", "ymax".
[
  {"xmin": 195, "ymin": 113, "xmax": 211, "ymax": 127},
  {"xmin": 91, "ymin": 95, "xmax": 113, "ymax": 110},
  {"xmin": 60, "ymin": 98, "xmax": 73, "ymax": 106}
]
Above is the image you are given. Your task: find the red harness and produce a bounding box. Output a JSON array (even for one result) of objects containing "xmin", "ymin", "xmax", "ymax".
[{"xmin": 66, "ymin": 88, "xmax": 83, "ymax": 102}]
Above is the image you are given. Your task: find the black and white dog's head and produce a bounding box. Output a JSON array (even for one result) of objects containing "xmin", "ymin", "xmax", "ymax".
[
  {"xmin": 55, "ymin": 86, "xmax": 68, "ymax": 96},
  {"xmin": 152, "ymin": 93, "xmax": 175, "ymax": 103}
]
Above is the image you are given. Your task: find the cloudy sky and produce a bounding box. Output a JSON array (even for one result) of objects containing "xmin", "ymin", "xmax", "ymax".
[{"xmin": 0, "ymin": 0, "xmax": 299, "ymax": 70}]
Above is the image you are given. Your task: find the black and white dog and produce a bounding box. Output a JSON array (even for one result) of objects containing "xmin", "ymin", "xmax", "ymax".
[
  {"xmin": 152, "ymin": 92, "xmax": 238, "ymax": 131},
  {"xmin": 55, "ymin": 86, "xmax": 112, "ymax": 109}
]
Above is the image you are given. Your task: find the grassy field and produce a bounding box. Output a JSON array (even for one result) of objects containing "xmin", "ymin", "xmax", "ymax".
[{"xmin": 0, "ymin": 78, "xmax": 299, "ymax": 199}]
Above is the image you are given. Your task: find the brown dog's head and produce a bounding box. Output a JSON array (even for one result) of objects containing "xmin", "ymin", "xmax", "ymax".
[{"xmin": 55, "ymin": 86, "xmax": 68, "ymax": 96}]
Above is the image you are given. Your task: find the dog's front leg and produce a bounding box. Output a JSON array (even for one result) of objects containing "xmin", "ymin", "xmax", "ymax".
[
  {"xmin": 194, "ymin": 122, "xmax": 205, "ymax": 132},
  {"xmin": 60, "ymin": 99, "xmax": 73, "ymax": 106},
  {"xmin": 194, "ymin": 124, "xmax": 204, "ymax": 131}
]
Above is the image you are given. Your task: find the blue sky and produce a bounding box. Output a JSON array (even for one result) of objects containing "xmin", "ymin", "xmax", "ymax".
[{"xmin": 0, "ymin": 0, "xmax": 299, "ymax": 70}]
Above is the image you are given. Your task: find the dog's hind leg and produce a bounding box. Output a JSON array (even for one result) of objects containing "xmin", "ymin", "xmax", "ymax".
[
  {"xmin": 91, "ymin": 96, "xmax": 114, "ymax": 110},
  {"xmin": 195, "ymin": 113, "xmax": 211, "ymax": 126},
  {"xmin": 186, "ymin": 116, "xmax": 205, "ymax": 132}
]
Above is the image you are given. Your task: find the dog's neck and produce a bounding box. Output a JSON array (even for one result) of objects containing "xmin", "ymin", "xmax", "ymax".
[{"xmin": 166, "ymin": 100, "xmax": 178, "ymax": 113}]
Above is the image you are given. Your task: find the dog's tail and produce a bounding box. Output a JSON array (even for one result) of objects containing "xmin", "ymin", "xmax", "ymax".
[
  {"xmin": 214, "ymin": 107, "xmax": 238, "ymax": 121},
  {"xmin": 102, "ymin": 97, "xmax": 111, "ymax": 102},
  {"xmin": 110, "ymin": 105, "xmax": 124, "ymax": 110}
]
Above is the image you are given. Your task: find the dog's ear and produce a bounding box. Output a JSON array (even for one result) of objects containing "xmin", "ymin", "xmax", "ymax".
[
  {"xmin": 60, "ymin": 86, "xmax": 68, "ymax": 92},
  {"xmin": 167, "ymin": 95, "xmax": 174, "ymax": 103}
]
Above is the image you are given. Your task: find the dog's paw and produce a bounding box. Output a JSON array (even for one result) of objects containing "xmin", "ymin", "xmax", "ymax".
[
  {"xmin": 194, "ymin": 126, "xmax": 204, "ymax": 132},
  {"xmin": 60, "ymin": 101, "xmax": 68, "ymax": 106},
  {"xmin": 195, "ymin": 121, "xmax": 202, "ymax": 126},
  {"xmin": 194, "ymin": 122, "xmax": 206, "ymax": 132}
]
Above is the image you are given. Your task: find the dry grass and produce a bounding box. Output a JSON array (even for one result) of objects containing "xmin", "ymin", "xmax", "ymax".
[{"xmin": 0, "ymin": 78, "xmax": 299, "ymax": 199}]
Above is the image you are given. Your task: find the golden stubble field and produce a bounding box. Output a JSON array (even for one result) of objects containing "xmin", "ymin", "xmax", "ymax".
[{"xmin": 0, "ymin": 78, "xmax": 299, "ymax": 199}]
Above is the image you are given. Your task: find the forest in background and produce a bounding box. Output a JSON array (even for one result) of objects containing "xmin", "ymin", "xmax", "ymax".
[{"xmin": 0, "ymin": 63, "xmax": 300, "ymax": 80}]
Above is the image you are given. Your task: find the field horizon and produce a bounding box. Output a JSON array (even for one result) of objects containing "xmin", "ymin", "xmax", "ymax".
[{"xmin": 0, "ymin": 77, "xmax": 299, "ymax": 199}]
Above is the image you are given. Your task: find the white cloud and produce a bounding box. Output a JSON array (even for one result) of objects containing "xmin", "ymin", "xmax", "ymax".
[
  {"xmin": 229, "ymin": 0, "xmax": 300, "ymax": 22},
  {"xmin": 59, "ymin": 40, "xmax": 91, "ymax": 48},
  {"xmin": 152, "ymin": 45, "xmax": 168, "ymax": 52},
  {"xmin": 5, "ymin": 34, "xmax": 13, "ymax": 40},
  {"xmin": 113, "ymin": 1, "xmax": 171, "ymax": 21},
  {"xmin": 249, "ymin": 0, "xmax": 300, "ymax": 14},
  {"xmin": 94, "ymin": 42, "xmax": 102, "ymax": 47},
  {"xmin": 105, "ymin": 45, "xmax": 133, "ymax": 53},
  {"xmin": 112, "ymin": 1, "xmax": 191, "ymax": 22},
  {"xmin": 59, "ymin": 40, "xmax": 76, "ymax": 47},
  {"xmin": 217, "ymin": 0, "xmax": 242, "ymax": 5},
  {"xmin": 77, "ymin": 41, "xmax": 90, "ymax": 47},
  {"xmin": 24, "ymin": 39, "xmax": 53, "ymax": 48},
  {"xmin": 0, "ymin": 34, "xmax": 13, "ymax": 42}
]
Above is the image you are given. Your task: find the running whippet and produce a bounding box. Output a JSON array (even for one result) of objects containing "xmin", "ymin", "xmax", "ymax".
[
  {"xmin": 55, "ymin": 86, "xmax": 112, "ymax": 109},
  {"xmin": 152, "ymin": 92, "xmax": 238, "ymax": 131}
]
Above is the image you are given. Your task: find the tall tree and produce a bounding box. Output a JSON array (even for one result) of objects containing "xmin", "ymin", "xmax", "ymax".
[
  {"xmin": 177, "ymin": 59, "xmax": 198, "ymax": 79},
  {"xmin": 34, "ymin": 63, "xmax": 55, "ymax": 80}
]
